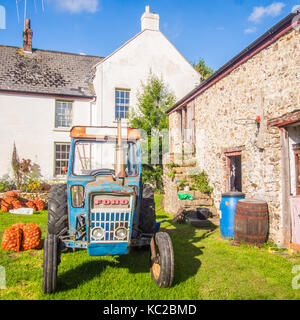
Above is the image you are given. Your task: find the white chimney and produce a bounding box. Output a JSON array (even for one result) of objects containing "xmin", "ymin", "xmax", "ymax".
[{"xmin": 141, "ymin": 5, "xmax": 159, "ymax": 31}]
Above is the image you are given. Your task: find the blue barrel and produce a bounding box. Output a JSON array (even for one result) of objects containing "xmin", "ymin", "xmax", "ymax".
[{"xmin": 220, "ymin": 192, "xmax": 245, "ymax": 239}]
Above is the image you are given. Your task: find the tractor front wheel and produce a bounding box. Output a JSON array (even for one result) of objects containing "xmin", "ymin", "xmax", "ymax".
[
  {"xmin": 42, "ymin": 234, "xmax": 60, "ymax": 294},
  {"xmin": 150, "ymin": 232, "xmax": 174, "ymax": 288}
]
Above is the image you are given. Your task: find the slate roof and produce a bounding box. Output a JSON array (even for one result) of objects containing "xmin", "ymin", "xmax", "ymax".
[{"xmin": 0, "ymin": 46, "xmax": 104, "ymax": 98}]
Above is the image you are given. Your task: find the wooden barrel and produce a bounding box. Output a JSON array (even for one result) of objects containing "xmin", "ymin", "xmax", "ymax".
[{"xmin": 234, "ymin": 199, "xmax": 269, "ymax": 247}]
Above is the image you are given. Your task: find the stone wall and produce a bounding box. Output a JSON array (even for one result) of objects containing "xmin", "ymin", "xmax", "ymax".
[
  {"xmin": 163, "ymin": 165, "xmax": 216, "ymax": 216},
  {"xmin": 167, "ymin": 27, "xmax": 300, "ymax": 245}
]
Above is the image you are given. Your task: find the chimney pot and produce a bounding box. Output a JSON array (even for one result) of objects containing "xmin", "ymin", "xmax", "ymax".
[{"xmin": 23, "ymin": 19, "xmax": 33, "ymax": 53}]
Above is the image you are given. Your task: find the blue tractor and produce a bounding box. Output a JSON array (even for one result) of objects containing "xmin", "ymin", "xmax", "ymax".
[{"xmin": 42, "ymin": 122, "xmax": 174, "ymax": 293}]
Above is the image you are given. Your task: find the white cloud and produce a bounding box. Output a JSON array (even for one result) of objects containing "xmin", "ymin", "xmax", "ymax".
[
  {"xmin": 249, "ymin": 2, "xmax": 286, "ymax": 23},
  {"xmin": 52, "ymin": 0, "xmax": 99, "ymax": 14},
  {"xmin": 244, "ymin": 27, "xmax": 257, "ymax": 34}
]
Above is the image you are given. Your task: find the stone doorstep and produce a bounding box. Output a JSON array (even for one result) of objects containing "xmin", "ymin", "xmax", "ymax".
[{"xmin": 180, "ymin": 199, "xmax": 213, "ymax": 206}]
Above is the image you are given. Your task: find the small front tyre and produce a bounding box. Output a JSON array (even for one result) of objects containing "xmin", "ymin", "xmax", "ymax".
[
  {"xmin": 150, "ymin": 232, "xmax": 174, "ymax": 288},
  {"xmin": 42, "ymin": 234, "xmax": 60, "ymax": 294}
]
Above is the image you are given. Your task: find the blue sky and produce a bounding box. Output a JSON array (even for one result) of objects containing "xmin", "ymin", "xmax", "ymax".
[{"xmin": 0, "ymin": 0, "xmax": 299, "ymax": 71}]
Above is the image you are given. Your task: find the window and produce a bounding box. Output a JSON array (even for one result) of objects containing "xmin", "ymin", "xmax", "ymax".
[
  {"xmin": 115, "ymin": 89, "xmax": 130, "ymax": 119},
  {"xmin": 225, "ymin": 152, "xmax": 242, "ymax": 192},
  {"xmin": 73, "ymin": 140, "xmax": 138, "ymax": 176},
  {"xmin": 55, "ymin": 100, "xmax": 73, "ymax": 128},
  {"xmin": 55, "ymin": 143, "xmax": 71, "ymax": 176}
]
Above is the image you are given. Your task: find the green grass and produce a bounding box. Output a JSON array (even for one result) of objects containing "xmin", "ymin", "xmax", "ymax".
[{"xmin": 0, "ymin": 195, "xmax": 300, "ymax": 300}]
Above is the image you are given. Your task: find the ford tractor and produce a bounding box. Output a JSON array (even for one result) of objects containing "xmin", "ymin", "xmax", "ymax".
[{"xmin": 42, "ymin": 121, "xmax": 174, "ymax": 293}]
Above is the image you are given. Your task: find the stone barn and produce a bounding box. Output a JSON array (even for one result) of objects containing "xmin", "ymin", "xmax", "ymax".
[{"xmin": 164, "ymin": 10, "xmax": 300, "ymax": 247}]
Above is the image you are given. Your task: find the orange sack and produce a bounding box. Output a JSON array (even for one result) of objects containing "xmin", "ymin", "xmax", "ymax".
[
  {"xmin": 22, "ymin": 224, "xmax": 42, "ymax": 250},
  {"xmin": 4, "ymin": 191, "xmax": 18, "ymax": 199},
  {"xmin": 1, "ymin": 223, "xmax": 42, "ymax": 251},
  {"xmin": 11, "ymin": 200, "xmax": 23, "ymax": 210},
  {"xmin": 33, "ymin": 199, "xmax": 45, "ymax": 211},
  {"xmin": 1, "ymin": 226, "xmax": 23, "ymax": 252},
  {"xmin": 1, "ymin": 198, "xmax": 14, "ymax": 212},
  {"xmin": 25, "ymin": 201, "xmax": 37, "ymax": 211}
]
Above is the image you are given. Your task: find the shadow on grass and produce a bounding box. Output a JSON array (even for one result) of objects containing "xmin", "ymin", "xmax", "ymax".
[
  {"xmin": 166, "ymin": 220, "xmax": 217, "ymax": 285},
  {"xmin": 57, "ymin": 259, "xmax": 118, "ymax": 292},
  {"xmin": 57, "ymin": 219, "xmax": 218, "ymax": 291}
]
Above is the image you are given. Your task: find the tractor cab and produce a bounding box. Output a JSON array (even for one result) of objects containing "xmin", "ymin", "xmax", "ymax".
[{"xmin": 43, "ymin": 122, "xmax": 174, "ymax": 293}]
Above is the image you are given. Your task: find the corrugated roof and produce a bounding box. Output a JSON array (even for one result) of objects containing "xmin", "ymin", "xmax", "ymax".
[{"xmin": 0, "ymin": 46, "xmax": 104, "ymax": 98}]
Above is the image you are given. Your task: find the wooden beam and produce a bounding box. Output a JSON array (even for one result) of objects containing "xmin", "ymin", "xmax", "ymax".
[
  {"xmin": 268, "ymin": 110, "xmax": 300, "ymax": 128},
  {"xmin": 280, "ymin": 128, "xmax": 292, "ymax": 246}
]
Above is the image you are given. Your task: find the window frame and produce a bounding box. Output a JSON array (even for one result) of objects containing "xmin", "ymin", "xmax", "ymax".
[
  {"xmin": 55, "ymin": 99, "xmax": 74, "ymax": 129},
  {"xmin": 71, "ymin": 139, "xmax": 139, "ymax": 178},
  {"xmin": 54, "ymin": 142, "xmax": 71, "ymax": 177},
  {"xmin": 293, "ymin": 145, "xmax": 300, "ymax": 195},
  {"xmin": 115, "ymin": 88, "xmax": 130, "ymax": 120}
]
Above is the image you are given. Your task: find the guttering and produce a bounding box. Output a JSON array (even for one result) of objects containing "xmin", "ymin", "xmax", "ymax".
[
  {"xmin": 0, "ymin": 89, "xmax": 95, "ymax": 100},
  {"xmin": 167, "ymin": 12, "xmax": 300, "ymax": 115}
]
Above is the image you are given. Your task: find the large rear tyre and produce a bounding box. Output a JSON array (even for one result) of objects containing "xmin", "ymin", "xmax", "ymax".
[
  {"xmin": 42, "ymin": 234, "xmax": 60, "ymax": 294},
  {"xmin": 139, "ymin": 184, "xmax": 156, "ymax": 234},
  {"xmin": 150, "ymin": 232, "xmax": 174, "ymax": 288},
  {"xmin": 47, "ymin": 184, "xmax": 68, "ymax": 236}
]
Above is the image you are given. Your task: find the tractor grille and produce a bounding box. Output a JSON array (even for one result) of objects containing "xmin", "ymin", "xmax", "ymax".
[{"xmin": 90, "ymin": 209, "xmax": 132, "ymax": 243}]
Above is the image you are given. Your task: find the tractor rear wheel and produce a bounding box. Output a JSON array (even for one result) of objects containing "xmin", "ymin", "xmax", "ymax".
[
  {"xmin": 139, "ymin": 184, "xmax": 156, "ymax": 234},
  {"xmin": 43, "ymin": 233, "xmax": 60, "ymax": 294},
  {"xmin": 150, "ymin": 232, "xmax": 174, "ymax": 288},
  {"xmin": 47, "ymin": 184, "xmax": 68, "ymax": 237}
]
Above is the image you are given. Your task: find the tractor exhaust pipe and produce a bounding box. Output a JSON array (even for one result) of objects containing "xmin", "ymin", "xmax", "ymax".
[{"xmin": 116, "ymin": 119, "xmax": 127, "ymax": 184}]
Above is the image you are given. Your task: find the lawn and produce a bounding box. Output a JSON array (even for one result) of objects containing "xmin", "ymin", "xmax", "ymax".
[{"xmin": 0, "ymin": 195, "xmax": 300, "ymax": 300}]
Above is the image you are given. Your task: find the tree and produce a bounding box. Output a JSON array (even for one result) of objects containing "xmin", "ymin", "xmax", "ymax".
[
  {"xmin": 193, "ymin": 58, "xmax": 214, "ymax": 81},
  {"xmin": 129, "ymin": 72, "xmax": 176, "ymax": 190}
]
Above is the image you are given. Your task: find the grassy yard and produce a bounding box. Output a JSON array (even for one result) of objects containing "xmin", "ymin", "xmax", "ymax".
[{"xmin": 0, "ymin": 195, "xmax": 300, "ymax": 300}]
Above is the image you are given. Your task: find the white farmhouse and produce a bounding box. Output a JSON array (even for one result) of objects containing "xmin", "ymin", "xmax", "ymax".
[{"xmin": 0, "ymin": 6, "xmax": 200, "ymax": 180}]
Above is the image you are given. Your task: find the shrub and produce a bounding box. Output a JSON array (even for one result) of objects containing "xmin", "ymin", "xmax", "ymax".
[
  {"xmin": 190, "ymin": 171, "xmax": 213, "ymax": 195},
  {"xmin": 0, "ymin": 177, "xmax": 16, "ymax": 192}
]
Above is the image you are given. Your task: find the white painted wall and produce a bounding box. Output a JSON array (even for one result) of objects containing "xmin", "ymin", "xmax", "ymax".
[
  {"xmin": 0, "ymin": 93, "xmax": 92, "ymax": 180},
  {"xmin": 93, "ymin": 29, "xmax": 200, "ymax": 126}
]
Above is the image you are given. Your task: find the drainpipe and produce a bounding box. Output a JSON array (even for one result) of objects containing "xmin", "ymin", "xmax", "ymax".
[{"xmin": 90, "ymin": 97, "xmax": 96, "ymax": 126}]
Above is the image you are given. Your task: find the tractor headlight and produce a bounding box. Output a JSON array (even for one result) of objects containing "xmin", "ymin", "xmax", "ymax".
[
  {"xmin": 92, "ymin": 228, "xmax": 104, "ymax": 240},
  {"xmin": 115, "ymin": 228, "xmax": 127, "ymax": 240}
]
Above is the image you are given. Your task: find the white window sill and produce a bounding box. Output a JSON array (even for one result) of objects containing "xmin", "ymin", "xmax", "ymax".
[{"xmin": 53, "ymin": 127, "xmax": 72, "ymax": 132}]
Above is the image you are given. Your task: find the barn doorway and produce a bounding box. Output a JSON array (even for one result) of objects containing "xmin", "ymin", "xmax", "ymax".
[{"xmin": 225, "ymin": 152, "xmax": 242, "ymax": 192}]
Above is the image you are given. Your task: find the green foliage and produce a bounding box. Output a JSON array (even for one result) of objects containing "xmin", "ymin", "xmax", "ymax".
[
  {"xmin": 190, "ymin": 171, "xmax": 213, "ymax": 195},
  {"xmin": 167, "ymin": 169, "xmax": 176, "ymax": 180},
  {"xmin": 177, "ymin": 178, "xmax": 188, "ymax": 191},
  {"xmin": 193, "ymin": 58, "xmax": 214, "ymax": 81},
  {"xmin": 166, "ymin": 162, "xmax": 180, "ymax": 170},
  {"xmin": 129, "ymin": 72, "xmax": 176, "ymax": 190},
  {"xmin": 0, "ymin": 176, "xmax": 16, "ymax": 192}
]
